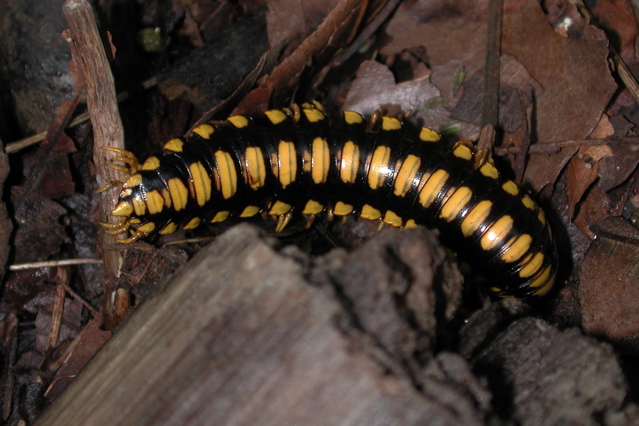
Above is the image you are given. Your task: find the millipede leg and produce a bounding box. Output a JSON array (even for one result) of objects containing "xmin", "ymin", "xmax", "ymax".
[
  {"xmin": 103, "ymin": 147, "xmax": 140, "ymax": 173},
  {"xmin": 275, "ymin": 212, "xmax": 293, "ymax": 233},
  {"xmin": 95, "ymin": 180, "xmax": 124, "ymax": 194}
]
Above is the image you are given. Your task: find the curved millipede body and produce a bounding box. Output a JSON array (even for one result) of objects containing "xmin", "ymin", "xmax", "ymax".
[{"xmin": 102, "ymin": 102, "xmax": 557, "ymax": 298}]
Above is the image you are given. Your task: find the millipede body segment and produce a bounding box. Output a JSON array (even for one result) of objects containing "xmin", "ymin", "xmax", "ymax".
[{"xmin": 102, "ymin": 103, "xmax": 557, "ymax": 298}]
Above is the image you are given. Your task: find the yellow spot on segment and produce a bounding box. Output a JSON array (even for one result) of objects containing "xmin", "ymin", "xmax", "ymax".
[
  {"xmin": 419, "ymin": 127, "xmax": 441, "ymax": 142},
  {"xmin": 360, "ymin": 204, "xmax": 382, "ymax": 220},
  {"xmin": 227, "ymin": 115, "xmax": 249, "ymax": 128},
  {"xmin": 163, "ymin": 138, "xmax": 183, "ymax": 152},
  {"xmin": 146, "ymin": 190, "xmax": 164, "ymax": 214},
  {"xmin": 278, "ymin": 141, "xmax": 297, "ymax": 188},
  {"xmin": 183, "ymin": 217, "xmax": 201, "ymax": 230},
  {"xmin": 537, "ymin": 209, "xmax": 546, "ymax": 225},
  {"xmin": 340, "ymin": 141, "xmax": 360, "ymax": 184},
  {"xmin": 440, "ymin": 187, "xmax": 472, "ymax": 222},
  {"xmin": 130, "ymin": 218, "xmax": 141, "ymax": 224},
  {"xmin": 453, "ymin": 144, "xmax": 473, "ymax": 160},
  {"xmin": 405, "ymin": 219, "xmax": 418, "ymax": 228},
  {"xmin": 479, "ymin": 162, "xmax": 499, "ymax": 179},
  {"xmin": 137, "ymin": 222, "xmax": 155, "ymax": 234},
  {"xmin": 480, "ymin": 215, "xmax": 514, "ymax": 251},
  {"xmin": 368, "ymin": 145, "xmax": 392, "ymax": 190},
  {"xmin": 530, "ymin": 266, "xmax": 554, "ymax": 295},
  {"xmin": 343, "ymin": 111, "xmax": 364, "ymax": 124},
  {"xmin": 500, "ymin": 234, "xmax": 532, "ymax": 263},
  {"xmin": 393, "ymin": 155, "xmax": 421, "ymax": 197},
  {"xmin": 124, "ymin": 173, "xmax": 142, "ymax": 188},
  {"xmin": 112, "ymin": 201, "xmax": 133, "ymax": 217},
  {"xmin": 522, "ymin": 195, "xmax": 535, "ymax": 210},
  {"xmin": 141, "ymin": 156, "xmax": 161, "ymax": 171},
  {"xmin": 383, "ymin": 210, "xmax": 403, "ymax": 227},
  {"xmin": 161, "ymin": 188, "xmax": 172, "ymax": 208},
  {"xmin": 460, "ymin": 200, "xmax": 492, "ymax": 237},
  {"xmin": 132, "ymin": 198, "xmax": 146, "ymax": 216},
  {"xmin": 189, "ymin": 162, "xmax": 212, "ymax": 206},
  {"xmin": 502, "ymin": 180, "xmax": 519, "ymax": 196},
  {"xmin": 419, "ymin": 169, "xmax": 450, "ymax": 208},
  {"xmin": 120, "ymin": 188, "xmax": 132, "ymax": 198},
  {"xmin": 382, "ymin": 116, "xmax": 402, "ymax": 131},
  {"xmin": 210, "ymin": 211, "xmax": 230, "ymax": 223},
  {"xmin": 302, "ymin": 200, "xmax": 324, "ymax": 215},
  {"xmin": 245, "ymin": 147, "xmax": 266, "ymax": 189},
  {"xmin": 312, "ymin": 137, "xmax": 330, "ymax": 184},
  {"xmin": 159, "ymin": 222, "xmax": 178, "ymax": 235},
  {"xmin": 519, "ymin": 252, "xmax": 544, "ymax": 278},
  {"xmin": 192, "ymin": 123, "xmax": 215, "ymax": 139},
  {"xmin": 215, "ymin": 150, "xmax": 237, "ymax": 199},
  {"xmin": 269, "ymin": 201, "xmax": 292, "ymax": 215},
  {"xmin": 240, "ymin": 206, "xmax": 260, "ymax": 217},
  {"xmin": 334, "ymin": 201, "xmax": 354, "ymax": 216},
  {"xmin": 265, "ymin": 109, "xmax": 288, "ymax": 125},
  {"xmin": 168, "ymin": 178, "xmax": 188, "ymax": 211},
  {"xmin": 303, "ymin": 108, "xmax": 325, "ymax": 123}
]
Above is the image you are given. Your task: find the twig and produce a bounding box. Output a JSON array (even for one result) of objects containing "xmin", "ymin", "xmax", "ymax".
[
  {"xmin": 63, "ymin": 0, "xmax": 125, "ymax": 279},
  {"xmin": 63, "ymin": 284, "xmax": 100, "ymax": 316},
  {"xmin": 478, "ymin": 0, "xmax": 503, "ymax": 153},
  {"xmin": 47, "ymin": 280, "xmax": 68, "ymax": 352},
  {"xmin": 9, "ymin": 258, "xmax": 103, "ymax": 271}
]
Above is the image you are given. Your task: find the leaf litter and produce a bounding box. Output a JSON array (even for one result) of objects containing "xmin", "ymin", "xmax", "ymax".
[{"xmin": 1, "ymin": 0, "xmax": 639, "ymax": 423}]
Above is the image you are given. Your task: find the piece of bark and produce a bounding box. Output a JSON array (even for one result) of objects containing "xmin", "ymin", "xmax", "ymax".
[
  {"xmin": 472, "ymin": 317, "xmax": 627, "ymax": 425},
  {"xmin": 312, "ymin": 227, "xmax": 463, "ymax": 373},
  {"xmin": 36, "ymin": 225, "xmax": 482, "ymax": 425}
]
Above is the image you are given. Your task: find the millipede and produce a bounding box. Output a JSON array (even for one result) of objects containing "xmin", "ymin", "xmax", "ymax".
[{"xmin": 100, "ymin": 102, "xmax": 557, "ymax": 298}]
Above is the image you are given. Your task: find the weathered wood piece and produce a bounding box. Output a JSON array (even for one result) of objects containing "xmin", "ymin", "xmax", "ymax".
[
  {"xmin": 470, "ymin": 316, "xmax": 628, "ymax": 425},
  {"xmin": 36, "ymin": 225, "xmax": 482, "ymax": 425}
]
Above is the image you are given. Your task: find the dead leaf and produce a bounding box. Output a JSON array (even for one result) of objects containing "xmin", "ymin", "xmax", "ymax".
[
  {"xmin": 580, "ymin": 217, "xmax": 639, "ymax": 345},
  {"xmin": 588, "ymin": 114, "xmax": 615, "ymax": 139},
  {"xmin": 502, "ymin": 0, "xmax": 617, "ymax": 142},
  {"xmin": 565, "ymin": 144, "xmax": 613, "ymax": 221}
]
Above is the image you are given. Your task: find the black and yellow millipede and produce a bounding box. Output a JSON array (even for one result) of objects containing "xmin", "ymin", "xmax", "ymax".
[{"xmin": 100, "ymin": 102, "xmax": 557, "ymax": 298}]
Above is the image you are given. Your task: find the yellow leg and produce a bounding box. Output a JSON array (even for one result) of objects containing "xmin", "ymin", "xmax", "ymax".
[
  {"xmin": 95, "ymin": 180, "xmax": 123, "ymax": 194},
  {"xmin": 275, "ymin": 212, "xmax": 293, "ymax": 233},
  {"xmin": 102, "ymin": 147, "xmax": 140, "ymax": 173}
]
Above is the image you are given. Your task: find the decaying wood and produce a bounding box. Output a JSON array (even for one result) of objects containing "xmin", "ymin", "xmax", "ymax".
[
  {"xmin": 36, "ymin": 225, "xmax": 485, "ymax": 425},
  {"xmin": 476, "ymin": 318, "xmax": 628, "ymax": 424}
]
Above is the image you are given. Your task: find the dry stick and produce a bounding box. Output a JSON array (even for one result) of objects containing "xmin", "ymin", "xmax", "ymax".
[
  {"xmin": 9, "ymin": 258, "xmax": 103, "ymax": 271},
  {"xmin": 63, "ymin": 1, "xmax": 125, "ymax": 284},
  {"xmin": 478, "ymin": 0, "xmax": 503, "ymax": 155}
]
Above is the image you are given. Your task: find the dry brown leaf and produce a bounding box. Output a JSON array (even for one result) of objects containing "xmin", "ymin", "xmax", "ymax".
[
  {"xmin": 580, "ymin": 217, "xmax": 639, "ymax": 345},
  {"xmin": 502, "ymin": 0, "xmax": 617, "ymax": 143},
  {"xmin": 588, "ymin": 113, "xmax": 615, "ymax": 139},
  {"xmin": 565, "ymin": 144, "xmax": 613, "ymax": 221}
]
